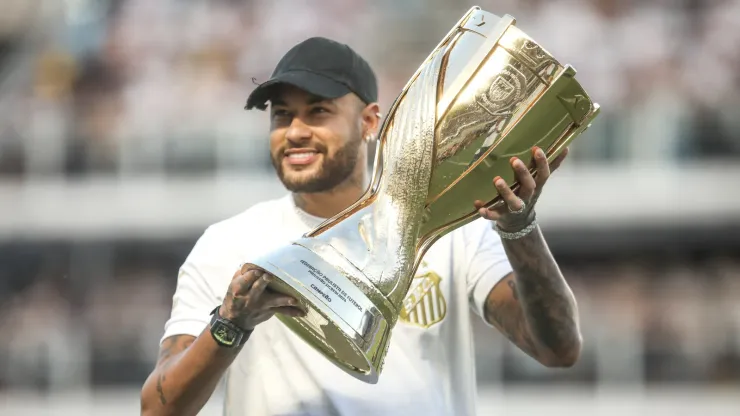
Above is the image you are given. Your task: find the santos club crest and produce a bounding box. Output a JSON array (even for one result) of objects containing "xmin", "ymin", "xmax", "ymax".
[{"xmin": 399, "ymin": 265, "xmax": 447, "ymax": 329}]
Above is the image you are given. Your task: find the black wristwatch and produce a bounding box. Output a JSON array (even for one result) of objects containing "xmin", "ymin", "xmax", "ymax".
[{"xmin": 209, "ymin": 306, "xmax": 250, "ymax": 348}]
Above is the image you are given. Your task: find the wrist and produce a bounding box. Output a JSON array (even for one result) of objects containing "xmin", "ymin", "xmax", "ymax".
[
  {"xmin": 495, "ymin": 211, "xmax": 536, "ymax": 233},
  {"xmin": 218, "ymin": 303, "xmax": 237, "ymax": 322},
  {"xmin": 494, "ymin": 212, "xmax": 538, "ymax": 240},
  {"xmin": 209, "ymin": 306, "xmax": 251, "ymax": 348}
]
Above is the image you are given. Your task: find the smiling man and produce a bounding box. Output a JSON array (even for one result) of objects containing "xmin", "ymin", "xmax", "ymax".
[{"xmin": 140, "ymin": 37, "xmax": 582, "ymax": 416}]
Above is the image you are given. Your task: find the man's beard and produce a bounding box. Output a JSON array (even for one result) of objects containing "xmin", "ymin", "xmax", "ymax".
[{"xmin": 272, "ymin": 132, "xmax": 362, "ymax": 193}]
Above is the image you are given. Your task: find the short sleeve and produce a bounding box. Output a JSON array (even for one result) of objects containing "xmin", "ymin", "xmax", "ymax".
[
  {"xmin": 160, "ymin": 227, "xmax": 236, "ymax": 343},
  {"xmin": 463, "ymin": 219, "xmax": 514, "ymax": 322}
]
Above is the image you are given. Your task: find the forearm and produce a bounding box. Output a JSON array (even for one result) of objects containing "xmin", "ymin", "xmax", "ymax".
[
  {"xmin": 502, "ymin": 225, "xmax": 581, "ymax": 364},
  {"xmin": 141, "ymin": 329, "xmax": 242, "ymax": 416}
]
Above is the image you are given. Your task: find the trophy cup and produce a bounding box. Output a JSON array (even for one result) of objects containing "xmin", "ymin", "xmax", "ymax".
[{"xmin": 251, "ymin": 6, "xmax": 600, "ymax": 383}]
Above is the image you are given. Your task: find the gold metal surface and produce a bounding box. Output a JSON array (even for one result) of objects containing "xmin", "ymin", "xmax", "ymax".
[{"xmin": 253, "ymin": 6, "xmax": 600, "ymax": 383}]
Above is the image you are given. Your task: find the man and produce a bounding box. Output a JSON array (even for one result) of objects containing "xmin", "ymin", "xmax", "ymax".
[{"xmin": 141, "ymin": 37, "xmax": 582, "ymax": 416}]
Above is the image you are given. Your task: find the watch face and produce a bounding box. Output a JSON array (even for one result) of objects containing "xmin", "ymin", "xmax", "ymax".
[{"xmin": 213, "ymin": 322, "xmax": 238, "ymax": 347}]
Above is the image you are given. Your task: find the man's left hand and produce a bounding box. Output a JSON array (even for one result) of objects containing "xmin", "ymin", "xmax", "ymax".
[{"xmin": 474, "ymin": 146, "xmax": 569, "ymax": 232}]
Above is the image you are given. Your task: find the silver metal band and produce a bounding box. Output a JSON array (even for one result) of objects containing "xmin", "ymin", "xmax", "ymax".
[
  {"xmin": 493, "ymin": 219, "xmax": 538, "ymax": 240},
  {"xmin": 508, "ymin": 198, "xmax": 526, "ymax": 215}
]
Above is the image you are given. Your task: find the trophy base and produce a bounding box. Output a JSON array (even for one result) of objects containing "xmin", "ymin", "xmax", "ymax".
[{"xmin": 253, "ymin": 243, "xmax": 392, "ymax": 384}]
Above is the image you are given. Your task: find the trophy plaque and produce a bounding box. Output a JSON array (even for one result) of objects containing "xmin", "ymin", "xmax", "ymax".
[{"xmin": 251, "ymin": 6, "xmax": 600, "ymax": 383}]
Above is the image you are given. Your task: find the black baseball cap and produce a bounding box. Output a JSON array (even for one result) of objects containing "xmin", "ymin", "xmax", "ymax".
[{"xmin": 245, "ymin": 37, "xmax": 378, "ymax": 111}]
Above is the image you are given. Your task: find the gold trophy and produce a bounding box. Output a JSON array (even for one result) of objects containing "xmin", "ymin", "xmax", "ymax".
[{"xmin": 251, "ymin": 6, "xmax": 600, "ymax": 383}]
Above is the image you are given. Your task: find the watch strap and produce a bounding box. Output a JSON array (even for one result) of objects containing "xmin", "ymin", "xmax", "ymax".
[{"xmin": 209, "ymin": 306, "xmax": 251, "ymax": 348}]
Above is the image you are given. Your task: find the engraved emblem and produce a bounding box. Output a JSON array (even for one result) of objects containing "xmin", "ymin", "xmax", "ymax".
[
  {"xmin": 468, "ymin": 64, "xmax": 530, "ymax": 164},
  {"xmin": 520, "ymin": 40, "xmax": 559, "ymax": 79},
  {"xmin": 399, "ymin": 269, "xmax": 447, "ymax": 328},
  {"xmin": 522, "ymin": 40, "xmax": 547, "ymax": 61},
  {"xmin": 477, "ymin": 64, "xmax": 527, "ymax": 117},
  {"xmin": 436, "ymin": 63, "xmax": 531, "ymax": 165}
]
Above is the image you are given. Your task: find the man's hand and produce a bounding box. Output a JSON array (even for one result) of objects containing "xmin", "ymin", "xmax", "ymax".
[
  {"xmin": 473, "ymin": 146, "xmax": 581, "ymax": 367},
  {"xmin": 220, "ymin": 264, "xmax": 307, "ymax": 330},
  {"xmin": 474, "ymin": 146, "xmax": 568, "ymax": 229}
]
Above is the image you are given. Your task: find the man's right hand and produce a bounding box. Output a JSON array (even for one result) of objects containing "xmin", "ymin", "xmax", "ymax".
[
  {"xmin": 220, "ymin": 264, "xmax": 307, "ymax": 330},
  {"xmin": 141, "ymin": 264, "xmax": 304, "ymax": 416}
]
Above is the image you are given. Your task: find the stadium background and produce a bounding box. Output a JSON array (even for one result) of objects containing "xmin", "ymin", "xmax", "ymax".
[{"xmin": 1, "ymin": 0, "xmax": 739, "ymax": 414}]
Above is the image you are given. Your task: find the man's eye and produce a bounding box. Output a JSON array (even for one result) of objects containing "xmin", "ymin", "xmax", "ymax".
[
  {"xmin": 311, "ymin": 107, "xmax": 329, "ymax": 114},
  {"xmin": 273, "ymin": 109, "xmax": 290, "ymax": 117}
]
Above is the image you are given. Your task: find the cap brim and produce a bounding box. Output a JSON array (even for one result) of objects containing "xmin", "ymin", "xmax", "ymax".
[{"xmin": 245, "ymin": 70, "xmax": 351, "ymax": 110}]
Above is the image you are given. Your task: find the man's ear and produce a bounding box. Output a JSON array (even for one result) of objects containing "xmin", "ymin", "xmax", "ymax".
[{"xmin": 360, "ymin": 102, "xmax": 381, "ymax": 140}]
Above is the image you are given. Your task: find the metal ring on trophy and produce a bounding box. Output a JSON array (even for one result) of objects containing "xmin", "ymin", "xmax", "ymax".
[{"xmin": 508, "ymin": 198, "xmax": 526, "ymax": 215}]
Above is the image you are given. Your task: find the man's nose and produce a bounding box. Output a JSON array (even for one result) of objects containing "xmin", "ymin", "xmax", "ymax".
[{"xmin": 285, "ymin": 117, "xmax": 312, "ymax": 144}]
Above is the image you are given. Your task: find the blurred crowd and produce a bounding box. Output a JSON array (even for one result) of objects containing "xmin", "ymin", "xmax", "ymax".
[
  {"xmin": 0, "ymin": 0, "xmax": 739, "ymax": 178},
  {"xmin": 1, "ymin": 242, "xmax": 739, "ymax": 390}
]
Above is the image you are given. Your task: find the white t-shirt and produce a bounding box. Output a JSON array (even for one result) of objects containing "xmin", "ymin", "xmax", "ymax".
[{"xmin": 163, "ymin": 194, "xmax": 512, "ymax": 416}]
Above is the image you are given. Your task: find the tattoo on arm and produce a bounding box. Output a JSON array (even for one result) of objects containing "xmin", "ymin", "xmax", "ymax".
[
  {"xmin": 156, "ymin": 373, "xmax": 167, "ymax": 405},
  {"xmin": 507, "ymin": 279, "xmax": 518, "ymax": 301},
  {"xmin": 484, "ymin": 274, "xmax": 538, "ymax": 358},
  {"xmin": 494, "ymin": 226, "xmax": 580, "ymax": 363},
  {"xmin": 156, "ymin": 335, "xmax": 195, "ymax": 406}
]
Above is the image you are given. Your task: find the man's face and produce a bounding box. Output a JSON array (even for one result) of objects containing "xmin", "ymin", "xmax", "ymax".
[{"xmin": 268, "ymin": 85, "xmax": 365, "ymax": 193}]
